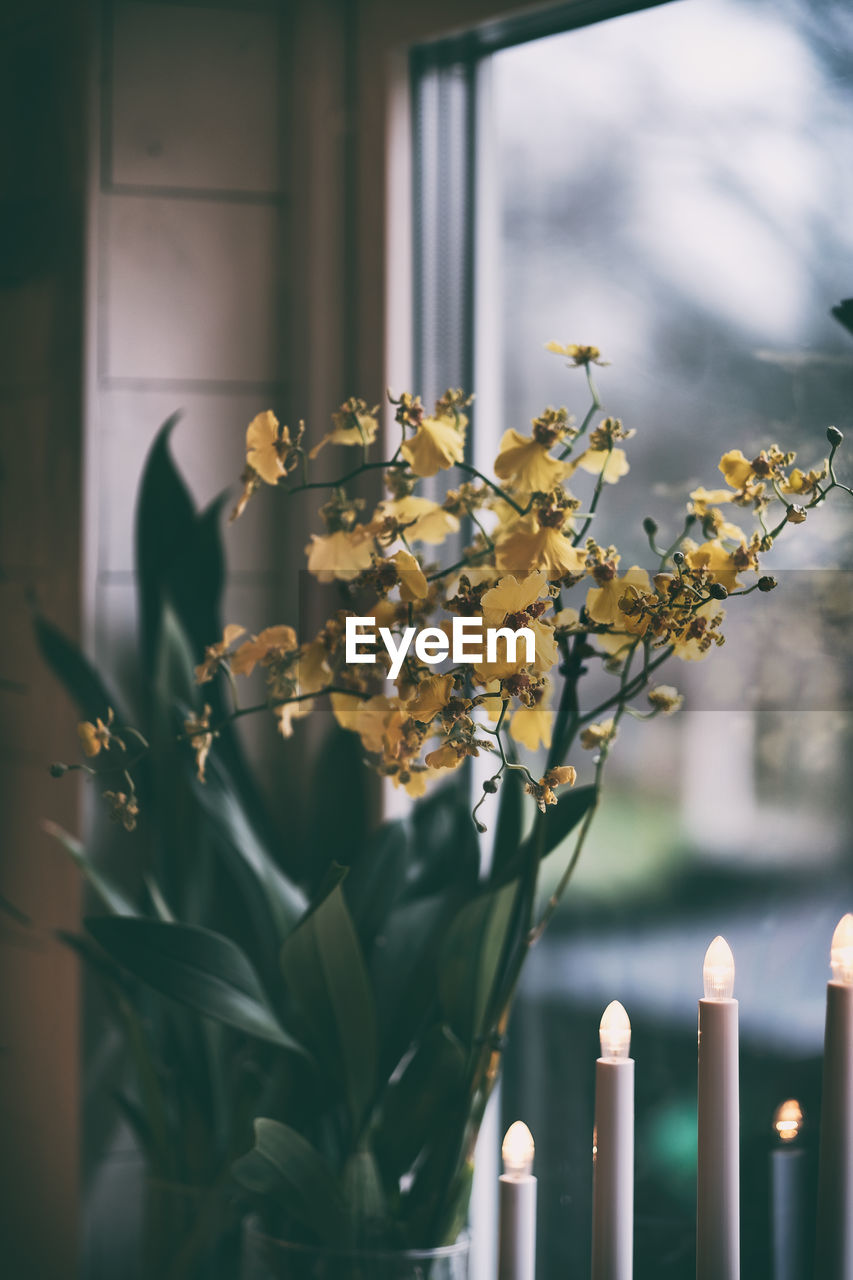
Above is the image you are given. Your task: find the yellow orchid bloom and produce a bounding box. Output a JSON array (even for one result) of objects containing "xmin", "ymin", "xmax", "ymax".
[
  {"xmin": 373, "ymin": 495, "xmax": 460, "ymax": 545},
  {"xmin": 305, "ymin": 527, "xmax": 374, "ymax": 582},
  {"xmin": 509, "ymin": 692, "xmax": 553, "ymax": 751},
  {"xmin": 406, "ymin": 674, "xmax": 455, "ymax": 723},
  {"xmin": 246, "ymin": 411, "xmax": 291, "ymax": 485},
  {"xmin": 493, "ymin": 429, "xmax": 569, "ymax": 493},
  {"xmin": 570, "ymin": 446, "xmax": 629, "ymax": 484},
  {"xmin": 496, "ymin": 519, "xmax": 587, "ymax": 579},
  {"xmin": 400, "ymin": 414, "xmax": 466, "ymax": 477},
  {"xmin": 392, "ymin": 549, "xmax": 429, "ymax": 602},
  {"xmin": 585, "ymin": 566, "xmax": 651, "ymax": 629},
  {"xmin": 230, "ymin": 626, "xmax": 298, "ymax": 677}
]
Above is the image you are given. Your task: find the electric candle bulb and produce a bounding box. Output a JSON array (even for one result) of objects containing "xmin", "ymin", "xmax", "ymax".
[
  {"xmin": 830, "ymin": 913, "xmax": 853, "ymax": 985},
  {"xmin": 498, "ymin": 1121, "xmax": 536, "ymax": 1280},
  {"xmin": 599, "ymin": 1000, "xmax": 631, "ymax": 1060},
  {"xmin": 502, "ymin": 1121, "xmax": 535, "ymax": 1179},
  {"xmin": 772, "ymin": 1100, "xmax": 807, "ymax": 1280},
  {"xmin": 703, "ymin": 935, "xmax": 735, "ymax": 1000},
  {"xmin": 773, "ymin": 1099, "xmax": 803, "ymax": 1145}
]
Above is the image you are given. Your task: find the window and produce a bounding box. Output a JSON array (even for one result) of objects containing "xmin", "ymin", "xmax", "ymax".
[{"xmin": 413, "ymin": 2, "xmax": 853, "ymax": 1274}]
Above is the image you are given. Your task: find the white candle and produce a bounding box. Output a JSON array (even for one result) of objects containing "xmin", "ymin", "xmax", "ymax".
[
  {"xmin": 697, "ymin": 935, "xmax": 739, "ymax": 1280},
  {"xmin": 591, "ymin": 1000, "xmax": 634, "ymax": 1280},
  {"xmin": 815, "ymin": 913, "xmax": 853, "ymax": 1279},
  {"xmin": 498, "ymin": 1121, "xmax": 536, "ymax": 1280},
  {"xmin": 771, "ymin": 1099, "xmax": 806, "ymax": 1280}
]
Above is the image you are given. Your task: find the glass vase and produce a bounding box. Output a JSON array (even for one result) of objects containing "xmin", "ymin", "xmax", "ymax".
[{"xmin": 241, "ymin": 1217, "xmax": 470, "ymax": 1280}]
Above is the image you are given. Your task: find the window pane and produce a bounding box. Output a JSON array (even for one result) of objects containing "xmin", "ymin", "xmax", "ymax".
[{"xmin": 489, "ymin": 2, "xmax": 853, "ymax": 1276}]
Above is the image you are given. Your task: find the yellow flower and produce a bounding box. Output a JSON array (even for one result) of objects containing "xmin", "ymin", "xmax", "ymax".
[
  {"xmin": 354, "ymin": 695, "xmax": 404, "ymax": 755},
  {"xmin": 275, "ymin": 699, "xmax": 314, "ymax": 738},
  {"xmin": 545, "ymin": 341, "xmax": 607, "ymax": 366},
  {"xmin": 718, "ymin": 449, "xmax": 754, "ymax": 491},
  {"xmin": 373, "ymin": 495, "xmax": 460, "ymax": 545},
  {"xmin": 585, "ymin": 566, "xmax": 650, "ymax": 630},
  {"xmin": 231, "ymin": 467, "xmax": 261, "ymax": 522},
  {"xmin": 78, "ymin": 708, "xmax": 116, "ymax": 758},
  {"xmin": 686, "ymin": 539, "xmax": 742, "ymax": 591},
  {"xmin": 493, "ymin": 429, "xmax": 569, "ymax": 493},
  {"xmin": 400, "ymin": 414, "xmax": 466, "ymax": 477},
  {"xmin": 671, "ymin": 601, "xmax": 725, "ymax": 661},
  {"xmin": 195, "ymin": 625, "xmax": 246, "ymax": 684},
  {"xmin": 309, "ymin": 399, "xmax": 380, "ymax": 459},
  {"xmin": 580, "ymin": 719, "xmax": 616, "ymax": 750},
  {"xmin": 526, "ymin": 765, "xmax": 577, "ymax": 811},
  {"xmin": 780, "ymin": 464, "xmax": 827, "ymax": 496},
  {"xmin": 509, "ymin": 691, "xmax": 553, "ymax": 752},
  {"xmin": 295, "ymin": 637, "xmax": 330, "ymax": 695},
  {"xmin": 406, "ymin": 674, "xmax": 455, "ymax": 723},
  {"xmin": 552, "ymin": 606, "xmax": 581, "ymax": 631},
  {"xmin": 331, "ymin": 691, "xmax": 363, "ymax": 732},
  {"xmin": 246, "ymin": 411, "xmax": 291, "ymax": 485},
  {"xmin": 496, "ymin": 519, "xmax": 587, "ymax": 579},
  {"xmin": 390, "ymin": 768, "xmax": 432, "ymax": 797},
  {"xmin": 480, "ymin": 571, "xmax": 551, "ymax": 628},
  {"xmin": 392, "ymin": 549, "xmax": 429, "ymax": 602},
  {"xmin": 103, "ymin": 790, "xmax": 140, "ymax": 832},
  {"xmin": 305, "ymin": 527, "xmax": 374, "ymax": 582},
  {"xmin": 688, "ymin": 486, "xmax": 734, "ymax": 516},
  {"xmin": 184, "ymin": 705, "xmax": 213, "ymax": 782},
  {"xmin": 424, "ymin": 742, "xmax": 466, "ymax": 771},
  {"xmin": 230, "ymin": 626, "xmax": 298, "ymax": 677},
  {"xmin": 570, "ymin": 446, "xmax": 629, "ymax": 484},
  {"xmin": 647, "ymin": 685, "xmax": 683, "ymax": 714}
]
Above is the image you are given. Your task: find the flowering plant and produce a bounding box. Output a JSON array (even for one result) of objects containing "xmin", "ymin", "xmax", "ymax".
[{"xmin": 48, "ymin": 346, "xmax": 851, "ymax": 1261}]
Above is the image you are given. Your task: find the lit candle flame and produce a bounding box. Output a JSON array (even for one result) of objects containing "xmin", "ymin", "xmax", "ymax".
[
  {"xmin": 830, "ymin": 913, "xmax": 853, "ymax": 985},
  {"xmin": 599, "ymin": 1000, "xmax": 631, "ymax": 1059},
  {"xmin": 773, "ymin": 1098, "xmax": 803, "ymax": 1144},
  {"xmin": 703, "ymin": 935, "xmax": 735, "ymax": 1000},
  {"xmin": 502, "ymin": 1121, "xmax": 535, "ymax": 1178}
]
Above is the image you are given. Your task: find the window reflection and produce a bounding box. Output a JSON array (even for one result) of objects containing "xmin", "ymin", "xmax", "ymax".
[{"xmin": 490, "ymin": 1, "xmax": 853, "ymax": 1274}]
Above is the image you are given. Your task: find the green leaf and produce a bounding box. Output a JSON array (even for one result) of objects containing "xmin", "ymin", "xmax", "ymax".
[
  {"xmin": 44, "ymin": 820, "xmax": 137, "ymax": 916},
  {"xmin": 309, "ymin": 726, "xmax": 370, "ymax": 887},
  {"xmin": 143, "ymin": 874, "xmax": 174, "ymax": 923},
  {"xmin": 34, "ymin": 613, "xmax": 123, "ymax": 725},
  {"xmin": 153, "ymin": 602, "xmax": 199, "ymax": 714},
  {"xmin": 280, "ymin": 882, "xmax": 376, "ymax": 1125},
  {"xmin": 341, "ymin": 1146, "xmax": 388, "ymax": 1240},
  {"xmin": 232, "ymin": 1118, "xmax": 347, "ymax": 1242},
  {"xmin": 167, "ymin": 495, "xmax": 227, "ymax": 663},
  {"xmin": 489, "ymin": 767, "xmax": 525, "ymax": 884},
  {"xmin": 499, "ymin": 784, "xmax": 598, "ymax": 883},
  {"xmin": 86, "ymin": 916, "xmax": 305, "ymax": 1054},
  {"xmin": 438, "ymin": 881, "xmax": 518, "ymax": 1048},
  {"xmin": 408, "ymin": 782, "xmax": 480, "ymax": 898},
  {"xmin": 135, "ymin": 414, "xmax": 196, "ymax": 671},
  {"xmin": 375, "ymin": 1023, "xmax": 466, "ymax": 1181},
  {"xmin": 195, "ymin": 762, "xmax": 307, "ymax": 948}
]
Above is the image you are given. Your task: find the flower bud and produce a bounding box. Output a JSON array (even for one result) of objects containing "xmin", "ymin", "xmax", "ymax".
[
  {"xmin": 642, "ymin": 516, "xmax": 658, "ymax": 537},
  {"xmin": 708, "ymin": 582, "xmax": 728, "ymax": 600},
  {"xmin": 827, "ymin": 425, "xmax": 843, "ymax": 448},
  {"xmin": 475, "ymin": 820, "xmax": 487, "ymax": 834},
  {"xmin": 757, "ymin": 575, "xmax": 777, "ymax": 592},
  {"xmin": 483, "ymin": 778, "xmax": 499, "ymax": 794},
  {"xmin": 673, "ymin": 551, "xmax": 685, "ymax": 566},
  {"xmin": 786, "ymin": 503, "xmax": 807, "ymax": 524},
  {"xmin": 49, "ymin": 762, "xmax": 69, "ymax": 778}
]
